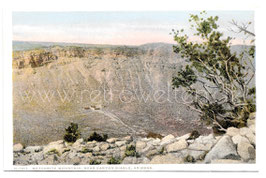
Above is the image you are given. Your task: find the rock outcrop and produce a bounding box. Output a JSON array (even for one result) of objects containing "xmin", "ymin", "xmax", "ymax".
[{"xmin": 13, "ymin": 116, "xmax": 256, "ymax": 165}]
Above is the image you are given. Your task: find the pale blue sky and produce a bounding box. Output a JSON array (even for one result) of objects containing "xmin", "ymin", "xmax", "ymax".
[{"xmin": 13, "ymin": 11, "xmax": 254, "ymax": 45}]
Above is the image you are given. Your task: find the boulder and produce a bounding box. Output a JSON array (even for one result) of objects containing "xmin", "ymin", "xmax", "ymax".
[
  {"xmin": 231, "ymin": 134, "xmax": 249, "ymax": 145},
  {"xmin": 137, "ymin": 157, "xmax": 150, "ymax": 164},
  {"xmin": 115, "ymin": 140, "xmax": 127, "ymax": 147},
  {"xmin": 123, "ymin": 136, "xmax": 133, "ymax": 142},
  {"xmin": 122, "ymin": 157, "xmax": 138, "ymax": 164},
  {"xmin": 166, "ymin": 139, "xmax": 188, "ymax": 152},
  {"xmin": 246, "ymin": 133, "xmax": 255, "ymax": 145},
  {"xmin": 31, "ymin": 152, "xmax": 45, "ymax": 162},
  {"xmin": 120, "ymin": 145, "xmax": 127, "ymax": 152},
  {"xmin": 87, "ymin": 141, "xmax": 96, "ymax": 148},
  {"xmin": 239, "ymin": 127, "xmax": 253, "ymax": 136},
  {"xmin": 149, "ymin": 154, "xmax": 184, "ymax": 164},
  {"xmin": 100, "ymin": 143, "xmax": 110, "ymax": 151},
  {"xmin": 136, "ymin": 141, "xmax": 147, "ymax": 152},
  {"xmin": 43, "ymin": 141, "xmax": 66, "ymax": 155},
  {"xmin": 226, "ymin": 127, "xmax": 240, "ymax": 137},
  {"xmin": 176, "ymin": 133, "xmax": 191, "ymax": 141},
  {"xmin": 187, "ymin": 150, "xmax": 206, "ymax": 160},
  {"xmin": 110, "ymin": 148, "xmax": 121, "ymax": 159},
  {"xmin": 237, "ymin": 140, "xmax": 255, "ymax": 161},
  {"xmin": 160, "ymin": 134, "xmax": 175, "ymax": 145},
  {"xmin": 247, "ymin": 119, "xmax": 255, "ymax": 127},
  {"xmin": 93, "ymin": 146, "xmax": 100, "ymax": 152},
  {"xmin": 188, "ymin": 142, "xmax": 212, "ymax": 151},
  {"xmin": 13, "ymin": 143, "xmax": 24, "ymax": 152},
  {"xmin": 24, "ymin": 146, "xmax": 43, "ymax": 153},
  {"xmin": 204, "ymin": 136, "xmax": 238, "ymax": 163},
  {"xmin": 146, "ymin": 149, "xmax": 159, "ymax": 159},
  {"xmin": 39, "ymin": 155, "xmax": 59, "ymax": 165},
  {"xmin": 149, "ymin": 138, "xmax": 161, "ymax": 146},
  {"xmin": 72, "ymin": 138, "xmax": 84, "ymax": 148},
  {"xmin": 249, "ymin": 124, "xmax": 255, "ymax": 134},
  {"xmin": 201, "ymin": 134, "xmax": 216, "ymax": 144},
  {"xmin": 107, "ymin": 138, "xmax": 117, "ymax": 143}
]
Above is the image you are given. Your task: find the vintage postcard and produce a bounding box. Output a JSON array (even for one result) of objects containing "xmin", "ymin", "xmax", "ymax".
[{"xmin": 1, "ymin": 2, "xmax": 261, "ymax": 173}]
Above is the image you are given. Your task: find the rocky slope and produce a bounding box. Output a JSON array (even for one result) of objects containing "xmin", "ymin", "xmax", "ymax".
[{"xmin": 13, "ymin": 113, "xmax": 255, "ymax": 165}]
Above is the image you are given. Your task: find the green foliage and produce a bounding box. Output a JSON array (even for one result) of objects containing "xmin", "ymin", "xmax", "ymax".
[
  {"xmin": 79, "ymin": 147, "xmax": 93, "ymax": 153},
  {"xmin": 187, "ymin": 130, "xmax": 200, "ymax": 140},
  {"xmin": 107, "ymin": 157, "xmax": 122, "ymax": 164},
  {"xmin": 89, "ymin": 160, "xmax": 101, "ymax": 165},
  {"xmin": 87, "ymin": 132, "xmax": 108, "ymax": 142},
  {"xmin": 47, "ymin": 149, "xmax": 60, "ymax": 156},
  {"xmin": 124, "ymin": 145, "xmax": 139, "ymax": 157},
  {"xmin": 172, "ymin": 11, "xmax": 256, "ymax": 132},
  {"xmin": 172, "ymin": 65, "xmax": 197, "ymax": 88},
  {"xmin": 62, "ymin": 148, "xmax": 70, "ymax": 154},
  {"xmin": 63, "ymin": 123, "xmax": 80, "ymax": 143},
  {"xmin": 184, "ymin": 155, "xmax": 196, "ymax": 163}
]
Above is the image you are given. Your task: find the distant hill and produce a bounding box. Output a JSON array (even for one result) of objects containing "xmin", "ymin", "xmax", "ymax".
[{"xmin": 12, "ymin": 41, "xmax": 135, "ymax": 51}]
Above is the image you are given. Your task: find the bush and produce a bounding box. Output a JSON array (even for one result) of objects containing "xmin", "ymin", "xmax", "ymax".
[
  {"xmin": 184, "ymin": 155, "xmax": 196, "ymax": 163},
  {"xmin": 79, "ymin": 147, "xmax": 93, "ymax": 153},
  {"xmin": 124, "ymin": 145, "xmax": 139, "ymax": 157},
  {"xmin": 87, "ymin": 132, "xmax": 108, "ymax": 142},
  {"xmin": 187, "ymin": 130, "xmax": 200, "ymax": 140},
  {"xmin": 107, "ymin": 157, "xmax": 121, "ymax": 164},
  {"xmin": 63, "ymin": 123, "xmax": 80, "ymax": 143}
]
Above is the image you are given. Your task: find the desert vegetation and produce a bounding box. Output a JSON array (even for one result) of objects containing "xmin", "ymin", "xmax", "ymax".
[{"xmin": 171, "ymin": 11, "xmax": 255, "ymax": 133}]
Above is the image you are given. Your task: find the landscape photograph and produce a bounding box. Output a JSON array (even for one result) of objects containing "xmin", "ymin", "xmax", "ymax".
[{"xmin": 12, "ymin": 11, "xmax": 256, "ymax": 165}]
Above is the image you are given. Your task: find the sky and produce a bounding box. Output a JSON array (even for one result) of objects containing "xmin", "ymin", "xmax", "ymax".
[{"xmin": 12, "ymin": 11, "xmax": 254, "ymax": 45}]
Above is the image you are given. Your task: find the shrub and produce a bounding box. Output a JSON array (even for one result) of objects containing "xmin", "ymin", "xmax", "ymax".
[
  {"xmin": 124, "ymin": 145, "xmax": 139, "ymax": 157},
  {"xmin": 79, "ymin": 147, "xmax": 93, "ymax": 153},
  {"xmin": 87, "ymin": 132, "xmax": 108, "ymax": 142},
  {"xmin": 184, "ymin": 155, "xmax": 196, "ymax": 163},
  {"xmin": 63, "ymin": 123, "xmax": 80, "ymax": 143},
  {"xmin": 107, "ymin": 157, "xmax": 122, "ymax": 164},
  {"xmin": 187, "ymin": 130, "xmax": 200, "ymax": 140}
]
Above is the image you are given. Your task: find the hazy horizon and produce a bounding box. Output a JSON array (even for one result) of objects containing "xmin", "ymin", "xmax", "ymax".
[{"xmin": 13, "ymin": 11, "xmax": 254, "ymax": 45}]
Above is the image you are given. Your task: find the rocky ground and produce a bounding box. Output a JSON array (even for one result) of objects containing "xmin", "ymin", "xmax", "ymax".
[{"xmin": 13, "ymin": 114, "xmax": 255, "ymax": 165}]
